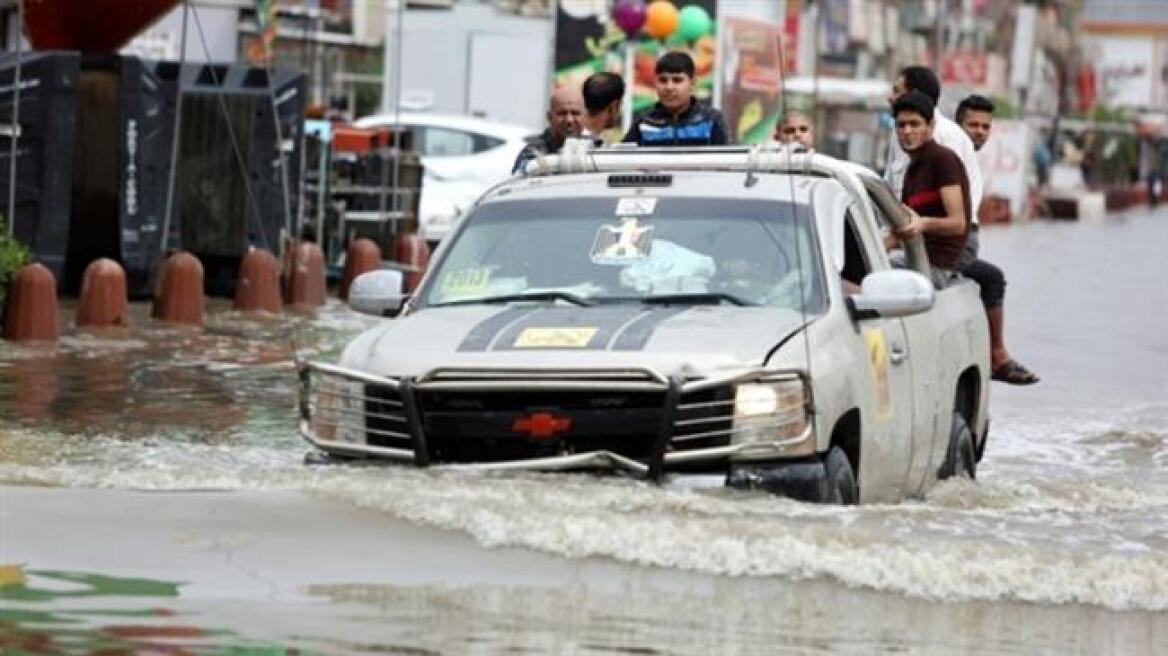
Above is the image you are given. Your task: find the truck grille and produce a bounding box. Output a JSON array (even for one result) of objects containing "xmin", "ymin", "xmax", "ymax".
[
  {"xmin": 417, "ymin": 389, "xmax": 667, "ymax": 463},
  {"xmin": 304, "ymin": 364, "xmax": 749, "ymax": 470}
]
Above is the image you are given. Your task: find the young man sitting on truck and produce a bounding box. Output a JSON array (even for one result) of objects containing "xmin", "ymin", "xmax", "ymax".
[
  {"xmin": 885, "ymin": 91, "xmax": 970, "ymax": 289},
  {"xmin": 622, "ymin": 52, "xmax": 729, "ymax": 147}
]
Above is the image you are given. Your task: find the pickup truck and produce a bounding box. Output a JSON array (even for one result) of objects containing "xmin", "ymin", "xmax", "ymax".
[{"xmin": 298, "ymin": 143, "xmax": 990, "ymax": 504}]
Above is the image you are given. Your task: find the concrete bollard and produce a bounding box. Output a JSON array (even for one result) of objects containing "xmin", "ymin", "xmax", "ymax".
[
  {"xmin": 152, "ymin": 251, "xmax": 204, "ymax": 325},
  {"xmin": 233, "ymin": 249, "xmax": 282, "ymax": 313},
  {"xmin": 393, "ymin": 233, "xmax": 431, "ymax": 294},
  {"xmin": 3, "ymin": 263, "xmax": 59, "ymax": 342},
  {"xmin": 339, "ymin": 238, "xmax": 382, "ymax": 301},
  {"xmin": 287, "ymin": 241, "xmax": 327, "ymax": 308},
  {"xmin": 76, "ymin": 258, "xmax": 129, "ymax": 328}
]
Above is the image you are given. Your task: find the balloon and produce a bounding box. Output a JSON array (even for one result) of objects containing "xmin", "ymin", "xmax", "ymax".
[
  {"xmin": 643, "ymin": 1, "xmax": 679, "ymax": 40},
  {"xmin": 611, "ymin": 0, "xmax": 647, "ymax": 38},
  {"xmin": 676, "ymin": 5, "xmax": 712, "ymax": 42}
]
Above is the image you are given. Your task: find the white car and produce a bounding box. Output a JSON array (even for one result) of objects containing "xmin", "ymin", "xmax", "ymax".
[
  {"xmin": 298, "ymin": 143, "xmax": 991, "ymax": 504},
  {"xmin": 354, "ymin": 112, "xmax": 535, "ymax": 243}
]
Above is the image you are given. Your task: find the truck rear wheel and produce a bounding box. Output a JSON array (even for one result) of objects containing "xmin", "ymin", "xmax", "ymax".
[
  {"xmin": 939, "ymin": 412, "xmax": 976, "ymax": 480},
  {"xmin": 824, "ymin": 446, "xmax": 858, "ymax": 504}
]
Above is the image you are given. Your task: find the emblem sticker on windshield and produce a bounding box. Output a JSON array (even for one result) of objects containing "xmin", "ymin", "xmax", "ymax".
[
  {"xmin": 616, "ymin": 197, "xmax": 657, "ymax": 216},
  {"xmin": 591, "ymin": 217, "xmax": 654, "ymax": 265},
  {"xmin": 514, "ymin": 327, "xmax": 599, "ymax": 348}
]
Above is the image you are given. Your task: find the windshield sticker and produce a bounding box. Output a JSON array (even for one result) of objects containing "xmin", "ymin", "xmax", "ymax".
[
  {"xmin": 591, "ymin": 217, "xmax": 654, "ymax": 265},
  {"xmin": 514, "ymin": 327, "xmax": 599, "ymax": 348},
  {"xmin": 863, "ymin": 329, "xmax": 891, "ymax": 421},
  {"xmin": 439, "ymin": 267, "xmax": 492, "ymax": 296},
  {"xmin": 616, "ymin": 197, "xmax": 658, "ymax": 216}
]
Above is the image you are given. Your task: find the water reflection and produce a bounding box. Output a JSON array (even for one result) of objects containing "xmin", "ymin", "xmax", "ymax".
[
  {"xmin": 0, "ymin": 300, "xmax": 372, "ymax": 443},
  {"xmin": 0, "ymin": 568, "xmax": 293, "ymax": 654}
]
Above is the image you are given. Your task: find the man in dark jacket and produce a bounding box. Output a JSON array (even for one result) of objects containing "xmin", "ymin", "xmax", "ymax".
[
  {"xmin": 622, "ymin": 52, "xmax": 729, "ymax": 147},
  {"xmin": 512, "ymin": 87, "xmax": 585, "ymax": 173}
]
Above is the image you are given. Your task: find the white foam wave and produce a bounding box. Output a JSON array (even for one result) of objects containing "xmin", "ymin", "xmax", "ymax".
[{"xmin": 5, "ymin": 447, "xmax": 1164, "ymax": 611}]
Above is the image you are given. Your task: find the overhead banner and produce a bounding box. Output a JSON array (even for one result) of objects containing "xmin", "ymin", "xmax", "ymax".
[
  {"xmin": 553, "ymin": 1, "xmax": 719, "ymax": 118},
  {"xmin": 718, "ymin": 16, "xmax": 784, "ymax": 144}
]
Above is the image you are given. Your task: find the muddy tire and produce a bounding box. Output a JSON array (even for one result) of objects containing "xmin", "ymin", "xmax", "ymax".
[
  {"xmin": 939, "ymin": 412, "xmax": 976, "ymax": 480},
  {"xmin": 823, "ymin": 446, "xmax": 859, "ymax": 504}
]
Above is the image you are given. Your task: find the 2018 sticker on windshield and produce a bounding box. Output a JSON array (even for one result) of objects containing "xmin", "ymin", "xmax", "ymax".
[
  {"xmin": 591, "ymin": 217, "xmax": 654, "ymax": 265},
  {"xmin": 439, "ymin": 267, "xmax": 491, "ymax": 295}
]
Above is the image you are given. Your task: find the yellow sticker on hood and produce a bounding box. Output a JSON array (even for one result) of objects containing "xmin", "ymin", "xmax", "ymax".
[{"xmin": 514, "ymin": 327, "xmax": 598, "ymax": 348}]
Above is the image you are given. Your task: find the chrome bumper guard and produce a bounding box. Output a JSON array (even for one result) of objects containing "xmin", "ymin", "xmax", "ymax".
[{"xmin": 298, "ymin": 361, "xmax": 814, "ymax": 479}]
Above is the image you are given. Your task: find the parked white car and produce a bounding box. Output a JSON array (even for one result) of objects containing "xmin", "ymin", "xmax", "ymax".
[
  {"xmin": 354, "ymin": 112, "xmax": 534, "ymax": 243},
  {"xmin": 299, "ymin": 143, "xmax": 990, "ymax": 504}
]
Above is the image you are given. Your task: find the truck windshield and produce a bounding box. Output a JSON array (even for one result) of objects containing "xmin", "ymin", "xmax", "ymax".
[{"xmin": 420, "ymin": 196, "xmax": 825, "ymax": 313}]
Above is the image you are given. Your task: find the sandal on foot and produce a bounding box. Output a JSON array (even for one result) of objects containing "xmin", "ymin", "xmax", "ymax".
[{"xmin": 992, "ymin": 360, "xmax": 1040, "ymax": 385}]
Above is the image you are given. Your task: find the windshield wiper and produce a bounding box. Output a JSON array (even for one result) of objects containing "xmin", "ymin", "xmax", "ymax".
[
  {"xmin": 432, "ymin": 291, "xmax": 594, "ymax": 308},
  {"xmin": 638, "ymin": 292, "xmax": 755, "ymax": 307}
]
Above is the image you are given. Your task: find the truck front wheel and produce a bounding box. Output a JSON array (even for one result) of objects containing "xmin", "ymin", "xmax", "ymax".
[{"xmin": 824, "ymin": 446, "xmax": 858, "ymax": 504}]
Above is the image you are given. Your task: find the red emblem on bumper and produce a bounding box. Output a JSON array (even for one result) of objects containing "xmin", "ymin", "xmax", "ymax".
[{"xmin": 512, "ymin": 413, "xmax": 572, "ymax": 439}]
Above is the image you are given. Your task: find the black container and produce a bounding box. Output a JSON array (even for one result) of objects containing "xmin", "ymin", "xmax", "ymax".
[
  {"xmin": 0, "ymin": 51, "xmax": 80, "ymax": 287},
  {"xmin": 0, "ymin": 52, "xmax": 306, "ymax": 297},
  {"xmin": 155, "ymin": 60, "xmax": 306, "ymax": 296}
]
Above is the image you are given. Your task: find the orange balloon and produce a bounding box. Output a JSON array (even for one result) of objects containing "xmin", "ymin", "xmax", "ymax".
[{"xmin": 644, "ymin": 1, "xmax": 679, "ymax": 39}]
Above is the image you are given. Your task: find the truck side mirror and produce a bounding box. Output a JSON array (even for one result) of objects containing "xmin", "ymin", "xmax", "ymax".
[
  {"xmin": 349, "ymin": 269, "xmax": 406, "ymax": 317},
  {"xmin": 848, "ymin": 269, "xmax": 934, "ymax": 320}
]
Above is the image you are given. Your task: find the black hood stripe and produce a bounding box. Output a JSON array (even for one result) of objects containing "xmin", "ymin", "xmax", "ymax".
[
  {"xmin": 457, "ymin": 305, "xmax": 683, "ymax": 352},
  {"xmin": 611, "ymin": 307, "xmax": 685, "ymax": 350},
  {"xmin": 457, "ymin": 306, "xmax": 538, "ymax": 352}
]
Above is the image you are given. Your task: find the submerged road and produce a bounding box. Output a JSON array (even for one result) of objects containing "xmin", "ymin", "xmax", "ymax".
[{"xmin": 1, "ymin": 206, "xmax": 1166, "ymax": 654}]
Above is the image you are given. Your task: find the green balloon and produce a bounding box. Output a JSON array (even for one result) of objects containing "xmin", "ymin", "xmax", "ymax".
[{"xmin": 676, "ymin": 5, "xmax": 712, "ymax": 42}]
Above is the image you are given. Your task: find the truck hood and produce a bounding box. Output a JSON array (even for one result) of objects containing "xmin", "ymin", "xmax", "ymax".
[{"xmin": 338, "ymin": 304, "xmax": 812, "ymax": 379}]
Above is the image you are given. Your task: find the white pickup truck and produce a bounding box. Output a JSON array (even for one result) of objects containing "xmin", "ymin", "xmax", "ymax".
[{"xmin": 299, "ymin": 144, "xmax": 990, "ymax": 504}]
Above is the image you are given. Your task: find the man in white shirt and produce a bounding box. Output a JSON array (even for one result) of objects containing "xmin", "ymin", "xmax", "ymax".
[{"xmin": 885, "ymin": 66, "xmax": 984, "ymax": 259}]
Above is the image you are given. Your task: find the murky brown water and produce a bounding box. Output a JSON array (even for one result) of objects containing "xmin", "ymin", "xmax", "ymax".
[{"xmin": 2, "ymin": 208, "xmax": 1167, "ymax": 653}]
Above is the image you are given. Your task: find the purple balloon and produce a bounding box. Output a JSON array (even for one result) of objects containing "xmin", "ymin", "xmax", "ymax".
[{"xmin": 612, "ymin": 0, "xmax": 647, "ymax": 38}]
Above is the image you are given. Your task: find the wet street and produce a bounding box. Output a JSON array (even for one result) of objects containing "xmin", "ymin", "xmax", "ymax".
[{"xmin": 1, "ymin": 206, "xmax": 1166, "ymax": 654}]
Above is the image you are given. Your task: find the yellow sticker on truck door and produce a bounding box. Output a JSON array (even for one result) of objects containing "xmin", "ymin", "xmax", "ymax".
[{"xmin": 863, "ymin": 329, "xmax": 892, "ymax": 420}]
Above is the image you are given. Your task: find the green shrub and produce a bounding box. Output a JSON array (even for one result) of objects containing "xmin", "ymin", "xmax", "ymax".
[{"xmin": 0, "ymin": 215, "xmax": 30, "ymax": 312}]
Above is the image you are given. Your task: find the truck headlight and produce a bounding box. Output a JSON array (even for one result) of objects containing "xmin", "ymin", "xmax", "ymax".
[
  {"xmin": 311, "ymin": 375, "xmax": 366, "ymax": 445},
  {"xmin": 731, "ymin": 379, "xmax": 811, "ymax": 456}
]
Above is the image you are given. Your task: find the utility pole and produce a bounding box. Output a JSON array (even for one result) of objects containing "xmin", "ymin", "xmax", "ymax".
[{"xmin": 7, "ymin": 0, "xmax": 23, "ymax": 237}]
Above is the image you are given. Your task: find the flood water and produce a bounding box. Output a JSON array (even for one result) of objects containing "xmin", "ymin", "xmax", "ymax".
[{"xmin": 1, "ymin": 207, "xmax": 1166, "ymax": 654}]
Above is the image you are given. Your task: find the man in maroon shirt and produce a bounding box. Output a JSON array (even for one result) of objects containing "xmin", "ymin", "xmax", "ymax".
[{"xmin": 886, "ymin": 91, "xmax": 970, "ymax": 288}]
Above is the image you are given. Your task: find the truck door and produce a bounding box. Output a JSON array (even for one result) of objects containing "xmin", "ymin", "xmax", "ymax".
[
  {"xmin": 863, "ymin": 199, "xmax": 942, "ymax": 493},
  {"xmin": 842, "ymin": 208, "xmax": 917, "ymax": 499}
]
